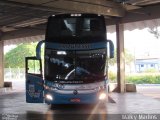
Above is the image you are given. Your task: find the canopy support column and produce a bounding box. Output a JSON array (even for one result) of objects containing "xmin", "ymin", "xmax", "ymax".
[
  {"xmin": 116, "ymin": 20, "xmax": 126, "ymax": 93},
  {"xmin": 0, "ymin": 40, "xmax": 4, "ymax": 88}
]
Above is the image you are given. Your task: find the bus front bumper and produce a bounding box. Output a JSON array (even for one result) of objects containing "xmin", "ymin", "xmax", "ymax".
[{"xmin": 44, "ymin": 90, "xmax": 107, "ymax": 104}]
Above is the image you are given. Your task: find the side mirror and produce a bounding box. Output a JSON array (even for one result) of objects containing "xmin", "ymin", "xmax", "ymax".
[
  {"xmin": 107, "ymin": 40, "xmax": 114, "ymax": 58},
  {"xmin": 36, "ymin": 40, "xmax": 45, "ymax": 59}
]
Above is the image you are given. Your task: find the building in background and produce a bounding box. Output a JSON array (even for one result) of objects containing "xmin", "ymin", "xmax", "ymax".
[{"xmin": 135, "ymin": 58, "xmax": 160, "ymax": 72}]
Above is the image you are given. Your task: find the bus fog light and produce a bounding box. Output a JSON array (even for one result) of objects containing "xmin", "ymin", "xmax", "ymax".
[
  {"xmin": 46, "ymin": 94, "xmax": 53, "ymax": 101},
  {"xmin": 99, "ymin": 93, "xmax": 106, "ymax": 100}
]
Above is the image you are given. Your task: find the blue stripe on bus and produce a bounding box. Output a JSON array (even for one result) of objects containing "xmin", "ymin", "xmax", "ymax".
[{"xmin": 45, "ymin": 42, "xmax": 107, "ymax": 50}]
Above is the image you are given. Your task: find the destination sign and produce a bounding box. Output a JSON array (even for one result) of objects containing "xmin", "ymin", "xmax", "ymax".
[
  {"xmin": 60, "ymin": 44, "xmax": 91, "ymax": 49},
  {"xmin": 46, "ymin": 42, "xmax": 107, "ymax": 50}
]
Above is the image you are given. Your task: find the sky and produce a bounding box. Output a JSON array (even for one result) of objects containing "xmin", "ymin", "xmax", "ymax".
[
  {"xmin": 4, "ymin": 45, "xmax": 16, "ymax": 54},
  {"xmin": 107, "ymin": 27, "xmax": 160, "ymax": 58}
]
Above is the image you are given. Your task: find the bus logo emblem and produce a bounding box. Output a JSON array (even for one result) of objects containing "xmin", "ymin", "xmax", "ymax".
[{"xmin": 73, "ymin": 90, "xmax": 78, "ymax": 95}]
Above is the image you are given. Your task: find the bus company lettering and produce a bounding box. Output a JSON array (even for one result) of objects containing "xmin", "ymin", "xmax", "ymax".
[
  {"xmin": 28, "ymin": 84, "xmax": 41, "ymax": 98},
  {"xmin": 61, "ymin": 44, "xmax": 91, "ymax": 49}
]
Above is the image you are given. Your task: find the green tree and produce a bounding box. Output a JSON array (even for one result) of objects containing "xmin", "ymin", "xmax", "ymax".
[
  {"xmin": 148, "ymin": 27, "xmax": 160, "ymax": 39},
  {"xmin": 4, "ymin": 42, "xmax": 37, "ymax": 68}
]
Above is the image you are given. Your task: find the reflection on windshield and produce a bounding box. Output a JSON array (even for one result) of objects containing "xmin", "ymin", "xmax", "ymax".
[
  {"xmin": 65, "ymin": 67, "xmax": 90, "ymax": 80},
  {"xmin": 45, "ymin": 49, "xmax": 106, "ymax": 83}
]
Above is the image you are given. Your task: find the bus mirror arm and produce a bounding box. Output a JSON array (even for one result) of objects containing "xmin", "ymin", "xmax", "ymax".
[
  {"xmin": 36, "ymin": 40, "xmax": 45, "ymax": 59},
  {"xmin": 107, "ymin": 40, "xmax": 114, "ymax": 58}
]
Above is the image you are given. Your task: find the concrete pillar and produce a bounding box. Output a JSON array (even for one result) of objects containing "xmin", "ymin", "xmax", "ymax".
[
  {"xmin": 116, "ymin": 20, "xmax": 126, "ymax": 93},
  {"xmin": 0, "ymin": 40, "xmax": 4, "ymax": 88}
]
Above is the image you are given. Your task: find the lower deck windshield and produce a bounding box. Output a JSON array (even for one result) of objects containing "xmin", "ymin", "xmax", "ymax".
[{"xmin": 45, "ymin": 49, "xmax": 107, "ymax": 83}]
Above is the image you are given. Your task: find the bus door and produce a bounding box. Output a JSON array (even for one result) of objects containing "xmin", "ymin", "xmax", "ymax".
[{"xmin": 25, "ymin": 57, "xmax": 44, "ymax": 103}]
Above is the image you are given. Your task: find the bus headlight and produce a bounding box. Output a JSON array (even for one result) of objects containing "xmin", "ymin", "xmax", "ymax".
[
  {"xmin": 46, "ymin": 94, "xmax": 53, "ymax": 101},
  {"xmin": 99, "ymin": 93, "xmax": 106, "ymax": 100}
]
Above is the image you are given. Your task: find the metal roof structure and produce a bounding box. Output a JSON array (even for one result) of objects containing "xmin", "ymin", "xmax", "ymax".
[{"xmin": 0, "ymin": 0, "xmax": 160, "ymax": 44}]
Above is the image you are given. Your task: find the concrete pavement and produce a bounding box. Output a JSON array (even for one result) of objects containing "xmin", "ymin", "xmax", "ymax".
[{"xmin": 1, "ymin": 80, "xmax": 160, "ymax": 120}]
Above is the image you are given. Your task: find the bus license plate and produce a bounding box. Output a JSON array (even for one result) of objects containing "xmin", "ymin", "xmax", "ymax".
[{"xmin": 70, "ymin": 98, "xmax": 80, "ymax": 102}]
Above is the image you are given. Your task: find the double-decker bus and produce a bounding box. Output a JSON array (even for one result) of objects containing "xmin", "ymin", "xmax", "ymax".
[{"xmin": 25, "ymin": 13, "xmax": 114, "ymax": 104}]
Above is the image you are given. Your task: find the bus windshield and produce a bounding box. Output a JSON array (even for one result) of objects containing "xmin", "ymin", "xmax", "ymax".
[
  {"xmin": 45, "ymin": 49, "xmax": 106, "ymax": 83},
  {"xmin": 46, "ymin": 16, "xmax": 106, "ymax": 43}
]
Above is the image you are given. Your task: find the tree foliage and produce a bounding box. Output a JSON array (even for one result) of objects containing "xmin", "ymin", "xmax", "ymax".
[
  {"xmin": 4, "ymin": 43, "xmax": 37, "ymax": 68},
  {"xmin": 148, "ymin": 27, "xmax": 160, "ymax": 39}
]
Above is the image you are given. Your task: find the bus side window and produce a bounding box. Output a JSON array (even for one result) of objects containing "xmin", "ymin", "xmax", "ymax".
[{"xmin": 27, "ymin": 60, "xmax": 41, "ymax": 75}]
